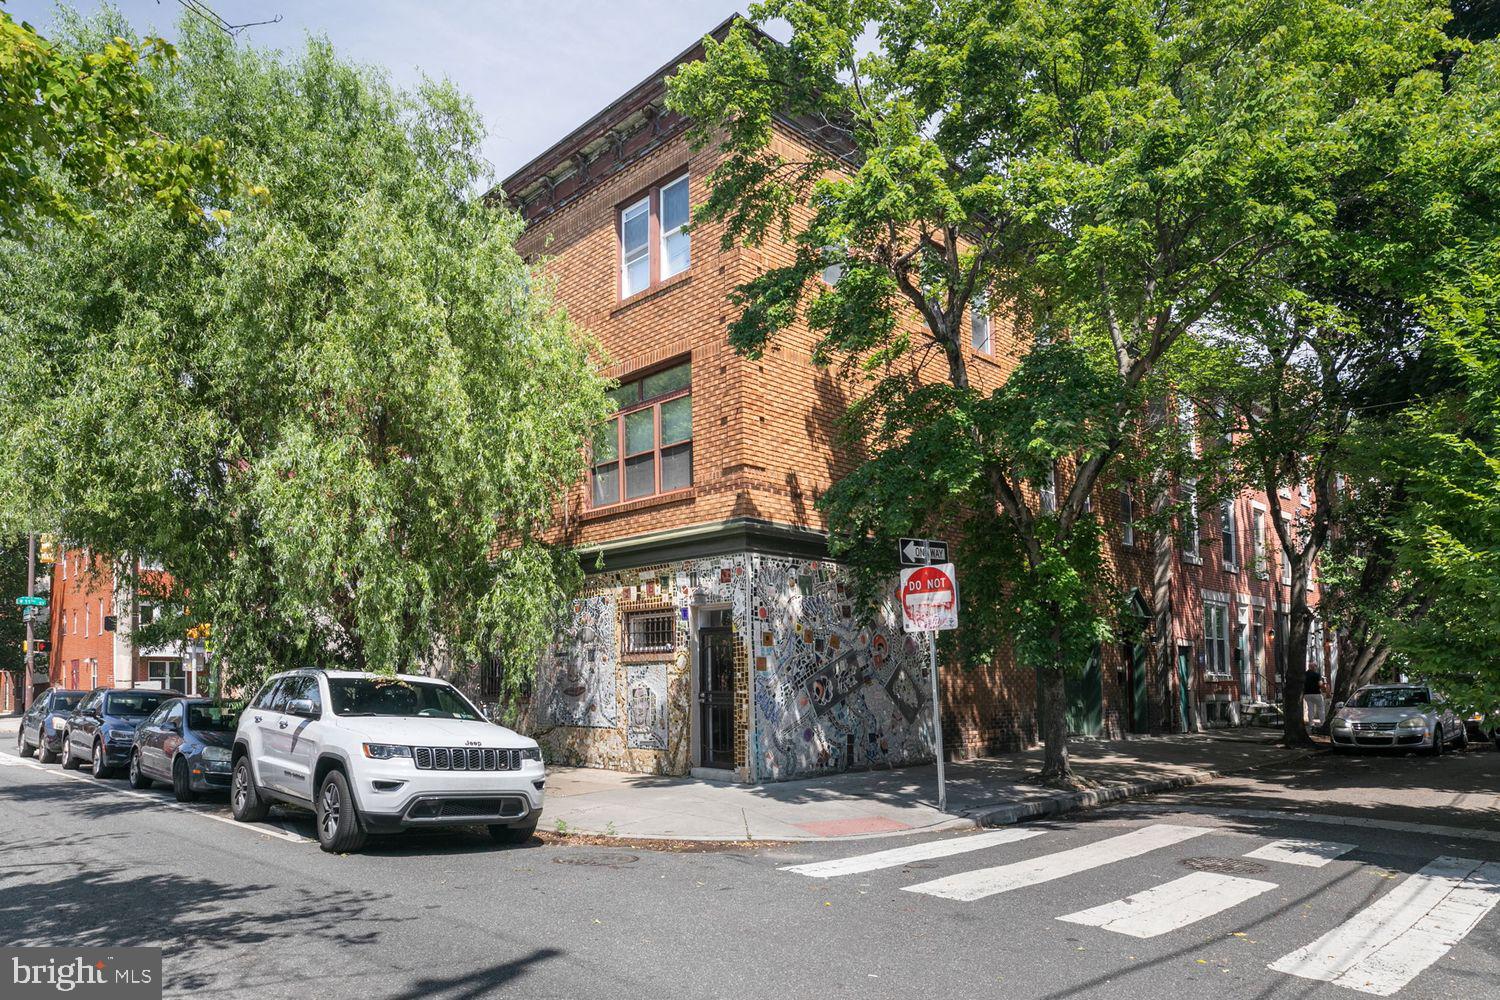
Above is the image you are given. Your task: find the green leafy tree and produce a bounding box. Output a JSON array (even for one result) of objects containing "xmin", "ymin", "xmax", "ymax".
[
  {"xmin": 0, "ymin": 17, "xmax": 609, "ymax": 697},
  {"xmin": 0, "ymin": 2, "xmax": 240, "ymax": 235},
  {"xmin": 669, "ymin": 0, "xmax": 1454, "ymax": 782}
]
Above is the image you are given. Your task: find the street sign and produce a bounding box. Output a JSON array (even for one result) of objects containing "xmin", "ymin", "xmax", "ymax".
[
  {"xmin": 898, "ymin": 537, "xmax": 948, "ymax": 567},
  {"xmin": 900, "ymin": 562, "xmax": 959, "ymax": 633},
  {"xmin": 15, "ymin": 596, "xmax": 46, "ymax": 608}
]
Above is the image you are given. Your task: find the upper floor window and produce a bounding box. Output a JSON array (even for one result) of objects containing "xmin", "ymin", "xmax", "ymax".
[
  {"xmin": 591, "ymin": 361, "xmax": 693, "ymax": 507},
  {"xmin": 1220, "ymin": 499, "xmax": 1238, "ymax": 569},
  {"xmin": 1181, "ymin": 477, "xmax": 1200, "ymax": 560},
  {"xmin": 1178, "ymin": 398, "xmax": 1197, "ymax": 456},
  {"xmin": 1039, "ymin": 464, "xmax": 1057, "ymax": 514},
  {"xmin": 819, "ymin": 245, "xmax": 844, "ymax": 286},
  {"xmin": 1121, "ymin": 486, "xmax": 1135, "ymax": 547},
  {"xmin": 1252, "ymin": 507, "xmax": 1268, "ymax": 578},
  {"xmin": 970, "ymin": 291, "xmax": 992, "ymax": 354},
  {"xmin": 620, "ymin": 174, "xmax": 690, "ymax": 298}
]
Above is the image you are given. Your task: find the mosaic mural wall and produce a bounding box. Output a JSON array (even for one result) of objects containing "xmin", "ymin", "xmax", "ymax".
[
  {"xmin": 747, "ymin": 556, "xmax": 933, "ymax": 781},
  {"xmin": 531, "ymin": 551, "xmax": 932, "ymax": 782},
  {"xmin": 538, "ymin": 594, "xmax": 619, "ymax": 729}
]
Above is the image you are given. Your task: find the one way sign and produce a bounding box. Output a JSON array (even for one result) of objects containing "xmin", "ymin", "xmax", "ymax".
[{"xmin": 898, "ymin": 537, "xmax": 948, "ymax": 566}]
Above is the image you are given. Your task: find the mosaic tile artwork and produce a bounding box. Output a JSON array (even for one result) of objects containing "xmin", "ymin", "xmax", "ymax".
[
  {"xmin": 748, "ymin": 556, "xmax": 933, "ymax": 781},
  {"xmin": 540, "ymin": 594, "xmax": 619, "ymax": 728},
  {"xmin": 625, "ymin": 662, "xmax": 669, "ymax": 749}
]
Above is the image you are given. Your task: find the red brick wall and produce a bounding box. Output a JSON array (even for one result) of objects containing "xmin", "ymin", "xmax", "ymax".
[{"xmin": 47, "ymin": 550, "xmax": 117, "ymax": 690}]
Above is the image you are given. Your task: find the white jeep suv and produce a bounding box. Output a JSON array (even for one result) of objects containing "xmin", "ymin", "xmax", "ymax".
[{"xmin": 230, "ymin": 669, "xmax": 544, "ymax": 853}]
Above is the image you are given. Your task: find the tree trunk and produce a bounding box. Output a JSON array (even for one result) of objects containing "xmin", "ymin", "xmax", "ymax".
[
  {"xmin": 1037, "ymin": 662, "xmax": 1072, "ymax": 785},
  {"xmin": 1281, "ymin": 578, "xmax": 1314, "ymax": 746}
]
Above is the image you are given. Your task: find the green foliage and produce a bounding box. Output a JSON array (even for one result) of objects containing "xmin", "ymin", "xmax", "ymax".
[
  {"xmin": 0, "ymin": 4, "xmax": 241, "ymax": 235},
  {"xmin": 670, "ymin": 1, "xmax": 1460, "ymax": 768},
  {"xmin": 0, "ymin": 18, "xmax": 609, "ymax": 696},
  {"xmin": 1381, "ymin": 256, "xmax": 1500, "ymax": 710}
]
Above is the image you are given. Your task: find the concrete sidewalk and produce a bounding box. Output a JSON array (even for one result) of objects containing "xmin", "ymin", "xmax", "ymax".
[{"xmin": 545, "ymin": 729, "xmax": 1317, "ymax": 841}]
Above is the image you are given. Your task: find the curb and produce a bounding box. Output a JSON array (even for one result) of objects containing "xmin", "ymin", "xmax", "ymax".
[{"xmin": 960, "ymin": 747, "xmax": 1324, "ymax": 828}]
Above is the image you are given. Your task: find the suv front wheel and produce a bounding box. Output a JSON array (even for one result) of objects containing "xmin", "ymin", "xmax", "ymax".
[
  {"xmin": 230, "ymin": 757, "xmax": 270, "ymax": 823},
  {"xmin": 315, "ymin": 770, "xmax": 368, "ymax": 854}
]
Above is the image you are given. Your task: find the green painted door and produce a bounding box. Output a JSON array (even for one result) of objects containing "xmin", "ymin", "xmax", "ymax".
[
  {"xmin": 1066, "ymin": 645, "xmax": 1103, "ymax": 736},
  {"xmin": 1130, "ymin": 642, "xmax": 1150, "ymax": 733},
  {"xmin": 1176, "ymin": 647, "xmax": 1192, "ymax": 732}
]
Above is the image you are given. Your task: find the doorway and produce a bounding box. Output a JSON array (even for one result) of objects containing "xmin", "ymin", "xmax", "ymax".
[
  {"xmin": 1125, "ymin": 640, "xmax": 1150, "ymax": 733},
  {"xmin": 1064, "ymin": 645, "xmax": 1103, "ymax": 736},
  {"xmin": 1176, "ymin": 645, "xmax": 1194, "ymax": 732},
  {"xmin": 697, "ymin": 622, "xmax": 736, "ymax": 770}
]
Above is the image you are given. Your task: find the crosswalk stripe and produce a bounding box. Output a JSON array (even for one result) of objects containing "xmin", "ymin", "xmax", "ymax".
[
  {"xmin": 1270, "ymin": 856, "xmax": 1500, "ymax": 997},
  {"xmin": 902, "ymin": 823, "xmax": 1211, "ymax": 902},
  {"xmin": 1057, "ymin": 870, "xmax": 1278, "ymax": 938},
  {"xmin": 780, "ymin": 828, "xmax": 1046, "ymax": 878},
  {"xmin": 1245, "ymin": 838, "xmax": 1356, "ymax": 868}
]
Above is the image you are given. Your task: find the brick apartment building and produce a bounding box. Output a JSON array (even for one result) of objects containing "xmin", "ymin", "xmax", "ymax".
[
  {"xmin": 44, "ymin": 548, "xmax": 207, "ymax": 696},
  {"xmin": 496, "ymin": 18, "xmax": 1333, "ymax": 783}
]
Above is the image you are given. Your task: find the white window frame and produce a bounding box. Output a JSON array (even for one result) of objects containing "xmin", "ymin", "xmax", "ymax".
[
  {"xmin": 1280, "ymin": 539, "xmax": 1293, "ymax": 586},
  {"xmin": 84, "ymin": 605, "xmax": 90, "ymax": 638},
  {"xmin": 1181, "ymin": 477, "xmax": 1200, "ymax": 562},
  {"xmin": 1221, "ymin": 499, "xmax": 1238, "ymax": 571},
  {"xmin": 1121, "ymin": 486, "xmax": 1135, "ymax": 547},
  {"xmin": 970, "ymin": 290, "xmax": 992, "ymax": 354},
  {"xmin": 1252, "ymin": 506, "xmax": 1268, "ymax": 578},
  {"xmin": 1204, "ymin": 599, "xmax": 1230, "ymax": 679},
  {"xmin": 1040, "ymin": 465, "xmax": 1057, "ymax": 514},
  {"xmin": 1178, "ymin": 398, "xmax": 1197, "ymax": 456},
  {"xmin": 620, "ymin": 195, "xmax": 651, "ymax": 298},
  {"xmin": 657, "ymin": 174, "xmax": 691, "ymax": 280}
]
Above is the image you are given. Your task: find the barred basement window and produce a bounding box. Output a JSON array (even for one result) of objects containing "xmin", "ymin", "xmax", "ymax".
[{"xmin": 624, "ymin": 610, "xmax": 675, "ymax": 655}]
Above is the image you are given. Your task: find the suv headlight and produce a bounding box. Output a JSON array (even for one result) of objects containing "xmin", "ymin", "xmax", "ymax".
[
  {"xmin": 519, "ymin": 747, "xmax": 543, "ymax": 763},
  {"xmin": 362, "ymin": 743, "xmax": 413, "ymax": 760},
  {"xmin": 1397, "ymin": 716, "xmax": 1427, "ymax": 731},
  {"xmin": 200, "ymin": 746, "xmax": 231, "ymax": 763}
]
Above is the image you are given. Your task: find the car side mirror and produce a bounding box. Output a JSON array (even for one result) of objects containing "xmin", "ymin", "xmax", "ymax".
[{"xmin": 287, "ymin": 698, "xmax": 319, "ymax": 719}]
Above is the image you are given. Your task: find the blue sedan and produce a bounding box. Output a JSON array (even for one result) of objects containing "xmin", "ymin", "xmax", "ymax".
[
  {"xmin": 62, "ymin": 688, "xmax": 184, "ymax": 778},
  {"xmin": 128, "ymin": 698, "xmax": 238, "ymax": 801}
]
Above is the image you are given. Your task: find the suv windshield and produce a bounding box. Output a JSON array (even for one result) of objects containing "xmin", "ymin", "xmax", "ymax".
[
  {"xmin": 327, "ymin": 678, "xmax": 482, "ymax": 721},
  {"xmin": 1348, "ymin": 688, "xmax": 1431, "ymax": 708},
  {"xmin": 187, "ymin": 705, "xmax": 238, "ymax": 732},
  {"xmin": 106, "ymin": 691, "xmax": 175, "ymax": 717}
]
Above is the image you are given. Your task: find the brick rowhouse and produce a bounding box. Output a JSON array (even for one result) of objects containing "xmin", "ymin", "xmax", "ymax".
[{"xmin": 495, "ymin": 17, "xmax": 1331, "ymax": 782}]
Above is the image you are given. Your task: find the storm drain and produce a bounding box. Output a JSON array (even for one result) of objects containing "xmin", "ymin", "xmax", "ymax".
[
  {"xmin": 1179, "ymin": 856, "xmax": 1270, "ymax": 877},
  {"xmin": 553, "ymin": 853, "xmax": 640, "ymax": 868}
]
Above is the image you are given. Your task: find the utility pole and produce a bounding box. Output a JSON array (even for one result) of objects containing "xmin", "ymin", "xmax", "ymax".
[{"xmin": 23, "ymin": 532, "xmax": 35, "ymax": 711}]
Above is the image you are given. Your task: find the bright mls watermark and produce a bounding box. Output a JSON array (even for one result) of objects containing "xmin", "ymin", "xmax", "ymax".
[{"xmin": 1, "ymin": 948, "xmax": 161, "ymax": 999}]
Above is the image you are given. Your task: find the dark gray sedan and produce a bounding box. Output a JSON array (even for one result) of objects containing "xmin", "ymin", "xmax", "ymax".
[
  {"xmin": 127, "ymin": 698, "xmax": 238, "ymax": 801},
  {"xmin": 16, "ymin": 688, "xmax": 87, "ymax": 763}
]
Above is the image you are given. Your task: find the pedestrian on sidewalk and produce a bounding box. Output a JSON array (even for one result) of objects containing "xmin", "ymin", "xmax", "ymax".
[{"xmin": 1303, "ymin": 666, "xmax": 1329, "ymax": 728}]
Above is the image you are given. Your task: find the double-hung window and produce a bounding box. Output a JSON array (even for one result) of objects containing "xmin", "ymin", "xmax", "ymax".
[
  {"xmin": 1204, "ymin": 600, "xmax": 1230, "ymax": 678},
  {"xmin": 1252, "ymin": 508, "xmax": 1268, "ymax": 577},
  {"xmin": 1121, "ymin": 486, "xmax": 1135, "ymax": 547},
  {"xmin": 619, "ymin": 174, "xmax": 691, "ymax": 298},
  {"xmin": 1039, "ymin": 465, "xmax": 1057, "ymax": 513},
  {"xmin": 1221, "ymin": 499, "xmax": 1238, "ymax": 569},
  {"xmin": 1181, "ymin": 478, "xmax": 1200, "ymax": 560},
  {"xmin": 591, "ymin": 361, "xmax": 693, "ymax": 506},
  {"xmin": 970, "ymin": 291, "xmax": 992, "ymax": 354}
]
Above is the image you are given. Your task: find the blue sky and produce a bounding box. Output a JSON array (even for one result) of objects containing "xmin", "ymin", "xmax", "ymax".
[{"xmin": 10, "ymin": 1, "xmax": 762, "ymax": 182}]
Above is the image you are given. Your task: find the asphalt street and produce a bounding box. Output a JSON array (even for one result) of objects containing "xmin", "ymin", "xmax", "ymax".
[{"xmin": 0, "ymin": 744, "xmax": 1495, "ymax": 1000}]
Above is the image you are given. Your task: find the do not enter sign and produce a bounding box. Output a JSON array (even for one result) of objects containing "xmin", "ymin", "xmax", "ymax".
[{"xmin": 900, "ymin": 562, "xmax": 959, "ymax": 633}]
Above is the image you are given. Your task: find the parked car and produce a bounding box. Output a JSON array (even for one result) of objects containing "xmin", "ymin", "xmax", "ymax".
[
  {"xmin": 128, "ymin": 698, "xmax": 238, "ymax": 801},
  {"xmin": 229, "ymin": 669, "xmax": 544, "ymax": 853},
  {"xmin": 16, "ymin": 688, "xmax": 88, "ymax": 763},
  {"xmin": 1463, "ymin": 709, "xmax": 1500, "ymax": 749},
  {"xmin": 1328, "ymin": 684, "xmax": 1465, "ymax": 754},
  {"xmin": 61, "ymin": 687, "xmax": 185, "ymax": 778}
]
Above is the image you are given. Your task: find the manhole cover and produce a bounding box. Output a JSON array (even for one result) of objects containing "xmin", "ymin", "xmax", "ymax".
[
  {"xmin": 553, "ymin": 853, "xmax": 639, "ymax": 868},
  {"xmin": 1180, "ymin": 856, "xmax": 1270, "ymax": 876}
]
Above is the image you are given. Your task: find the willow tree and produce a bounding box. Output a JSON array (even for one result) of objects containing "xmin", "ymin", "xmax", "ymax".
[
  {"xmin": 669, "ymin": 0, "xmax": 1455, "ymax": 783},
  {"xmin": 0, "ymin": 17, "xmax": 609, "ymax": 695}
]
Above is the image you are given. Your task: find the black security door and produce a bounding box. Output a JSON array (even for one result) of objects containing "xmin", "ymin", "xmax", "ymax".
[{"xmin": 698, "ymin": 627, "xmax": 736, "ymax": 769}]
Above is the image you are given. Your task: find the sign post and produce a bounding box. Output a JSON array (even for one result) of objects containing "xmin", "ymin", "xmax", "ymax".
[{"xmin": 898, "ymin": 538, "xmax": 957, "ymax": 813}]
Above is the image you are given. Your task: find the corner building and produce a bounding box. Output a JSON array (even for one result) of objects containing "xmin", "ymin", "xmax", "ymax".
[{"xmin": 499, "ymin": 19, "xmax": 1328, "ymax": 782}]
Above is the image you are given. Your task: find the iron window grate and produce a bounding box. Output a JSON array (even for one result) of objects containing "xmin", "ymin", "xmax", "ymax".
[{"xmin": 624, "ymin": 610, "xmax": 675, "ymax": 655}]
